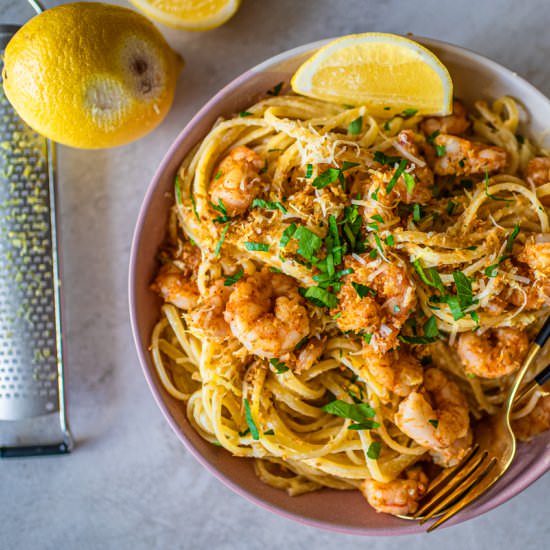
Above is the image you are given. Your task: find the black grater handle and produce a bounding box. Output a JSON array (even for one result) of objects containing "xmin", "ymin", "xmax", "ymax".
[{"xmin": 0, "ymin": 441, "xmax": 71, "ymax": 458}]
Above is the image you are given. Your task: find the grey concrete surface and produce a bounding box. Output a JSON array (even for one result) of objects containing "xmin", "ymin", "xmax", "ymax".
[{"xmin": 1, "ymin": 0, "xmax": 549, "ymax": 548}]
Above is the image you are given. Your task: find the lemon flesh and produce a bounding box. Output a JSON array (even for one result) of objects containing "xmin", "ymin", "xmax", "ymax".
[
  {"xmin": 2, "ymin": 2, "xmax": 183, "ymax": 149},
  {"xmin": 129, "ymin": 0, "xmax": 240, "ymax": 31},
  {"xmin": 291, "ymin": 33, "xmax": 453, "ymax": 118}
]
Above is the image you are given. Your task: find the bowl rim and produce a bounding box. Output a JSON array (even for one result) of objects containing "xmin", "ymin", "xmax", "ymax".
[{"xmin": 129, "ymin": 35, "xmax": 550, "ymax": 536}]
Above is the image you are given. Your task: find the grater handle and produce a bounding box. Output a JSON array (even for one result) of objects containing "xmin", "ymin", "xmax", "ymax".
[{"xmin": 1, "ymin": 441, "xmax": 71, "ymax": 458}]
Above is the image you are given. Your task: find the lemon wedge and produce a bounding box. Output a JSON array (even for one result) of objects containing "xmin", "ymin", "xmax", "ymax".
[
  {"xmin": 291, "ymin": 33, "xmax": 453, "ymax": 118},
  {"xmin": 129, "ymin": 0, "xmax": 240, "ymax": 31}
]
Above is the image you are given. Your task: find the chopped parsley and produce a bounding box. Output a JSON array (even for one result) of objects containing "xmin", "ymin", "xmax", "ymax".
[
  {"xmin": 224, "ymin": 269, "xmax": 244, "ymax": 286},
  {"xmin": 484, "ymin": 255, "xmax": 509, "ymax": 277},
  {"xmin": 312, "ymin": 167, "xmax": 344, "ymax": 189},
  {"xmin": 428, "ymin": 419, "xmax": 439, "ymax": 428},
  {"xmin": 214, "ymin": 171, "xmax": 222, "ymax": 180},
  {"xmin": 322, "ymin": 400, "xmax": 377, "ymax": 424},
  {"xmin": 214, "ymin": 223, "xmax": 229, "ymax": 256},
  {"xmin": 190, "ymin": 193, "xmax": 200, "ymax": 221},
  {"xmin": 252, "ymin": 198, "xmax": 287, "ymax": 214},
  {"xmin": 484, "ymin": 170, "xmax": 512, "ymax": 202},
  {"xmin": 294, "ymin": 336, "xmax": 309, "ymax": 351},
  {"xmin": 244, "ymin": 241, "xmax": 270, "ymax": 252},
  {"xmin": 385, "ymin": 159, "xmax": 408, "ymax": 194},
  {"xmin": 413, "ymin": 203, "xmax": 422, "ymax": 222},
  {"xmin": 399, "ymin": 315, "xmax": 440, "ymax": 344},
  {"xmin": 403, "ymin": 172, "xmax": 416, "ymax": 193},
  {"xmin": 211, "ymin": 198, "xmax": 232, "ymax": 223},
  {"xmin": 269, "ymin": 358, "xmax": 289, "ymax": 373},
  {"xmin": 299, "ymin": 286, "xmax": 338, "ymax": 308},
  {"xmin": 174, "ymin": 175, "xmax": 182, "ymax": 204},
  {"xmin": 447, "ymin": 200, "xmax": 457, "ymax": 216},
  {"xmin": 280, "ymin": 223, "xmax": 297, "ymax": 248},
  {"xmin": 243, "ymin": 398, "xmax": 260, "ymax": 440},
  {"xmin": 401, "ymin": 108, "xmax": 418, "ymax": 118},
  {"xmin": 362, "ymin": 332, "xmax": 373, "ymax": 344},
  {"xmin": 239, "ymin": 111, "xmax": 253, "ymax": 117},
  {"xmin": 367, "ymin": 441, "xmax": 382, "ymax": 459},
  {"xmin": 347, "ymin": 420, "xmax": 380, "ymax": 431},
  {"xmin": 348, "ymin": 116, "xmax": 363, "ymax": 135},
  {"xmin": 516, "ymin": 134, "xmax": 525, "ymax": 144},
  {"xmin": 374, "ymin": 151, "xmax": 401, "ymax": 166},
  {"xmin": 267, "ymin": 81, "xmax": 283, "ymax": 96},
  {"xmin": 305, "ymin": 164, "xmax": 313, "ymax": 178},
  {"xmin": 435, "ymin": 144, "xmax": 447, "ymax": 157},
  {"xmin": 342, "ymin": 161, "xmax": 360, "ymax": 171},
  {"xmin": 294, "ymin": 226, "xmax": 322, "ymax": 261},
  {"xmin": 426, "ymin": 129, "xmax": 440, "ymax": 145},
  {"xmin": 385, "ymin": 234, "xmax": 395, "ymax": 246},
  {"xmin": 505, "ymin": 224, "xmax": 520, "ymax": 252},
  {"xmin": 263, "ymin": 429, "xmax": 275, "ymax": 436},
  {"xmin": 352, "ymin": 281, "xmax": 376, "ymax": 298}
]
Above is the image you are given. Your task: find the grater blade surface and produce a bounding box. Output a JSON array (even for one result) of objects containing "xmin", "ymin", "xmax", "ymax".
[{"xmin": 0, "ymin": 25, "xmax": 68, "ymax": 430}]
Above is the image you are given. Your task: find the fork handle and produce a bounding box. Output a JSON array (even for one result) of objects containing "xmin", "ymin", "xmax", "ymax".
[
  {"xmin": 514, "ymin": 363, "xmax": 550, "ymax": 405},
  {"xmin": 535, "ymin": 315, "xmax": 550, "ymax": 347}
]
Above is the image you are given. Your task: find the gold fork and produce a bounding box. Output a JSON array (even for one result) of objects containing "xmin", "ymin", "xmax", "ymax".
[{"xmin": 412, "ymin": 315, "xmax": 550, "ymax": 531}]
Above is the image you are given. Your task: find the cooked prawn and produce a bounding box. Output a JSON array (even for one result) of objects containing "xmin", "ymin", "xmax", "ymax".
[
  {"xmin": 363, "ymin": 347, "xmax": 423, "ymax": 397},
  {"xmin": 420, "ymin": 100, "xmax": 470, "ymax": 136},
  {"xmin": 360, "ymin": 467, "xmax": 429, "ymax": 516},
  {"xmin": 294, "ymin": 337, "xmax": 326, "ymax": 374},
  {"xmin": 224, "ymin": 269, "xmax": 310, "ymax": 358},
  {"xmin": 526, "ymin": 157, "xmax": 550, "ymax": 205},
  {"xmin": 513, "ymin": 393, "xmax": 550, "ymax": 441},
  {"xmin": 517, "ymin": 234, "xmax": 550, "ymax": 277},
  {"xmin": 209, "ymin": 146, "xmax": 264, "ymax": 217},
  {"xmin": 152, "ymin": 264, "xmax": 200, "ymax": 310},
  {"xmin": 331, "ymin": 255, "xmax": 416, "ymax": 353},
  {"xmin": 395, "ymin": 368, "xmax": 471, "ymax": 467},
  {"xmin": 188, "ymin": 280, "xmax": 232, "ymax": 340},
  {"xmin": 429, "ymin": 134, "xmax": 507, "ymax": 176},
  {"xmin": 456, "ymin": 327, "xmax": 529, "ymax": 378}
]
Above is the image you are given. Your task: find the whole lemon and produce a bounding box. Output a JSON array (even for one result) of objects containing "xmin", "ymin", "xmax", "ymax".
[{"xmin": 2, "ymin": 2, "xmax": 183, "ymax": 149}]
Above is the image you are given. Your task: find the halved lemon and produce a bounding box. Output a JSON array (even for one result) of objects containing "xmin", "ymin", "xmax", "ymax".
[
  {"xmin": 129, "ymin": 0, "xmax": 240, "ymax": 31},
  {"xmin": 291, "ymin": 33, "xmax": 453, "ymax": 118}
]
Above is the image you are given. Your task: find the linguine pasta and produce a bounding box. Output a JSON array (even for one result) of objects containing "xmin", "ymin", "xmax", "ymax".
[{"xmin": 149, "ymin": 89, "xmax": 550, "ymax": 514}]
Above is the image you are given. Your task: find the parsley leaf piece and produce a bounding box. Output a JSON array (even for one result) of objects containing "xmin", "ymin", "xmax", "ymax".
[
  {"xmin": 385, "ymin": 234, "xmax": 395, "ymax": 246},
  {"xmin": 428, "ymin": 419, "xmax": 439, "ymax": 428},
  {"xmin": 505, "ymin": 224, "xmax": 520, "ymax": 253},
  {"xmin": 453, "ymin": 271, "xmax": 475, "ymax": 310},
  {"xmin": 215, "ymin": 223, "xmax": 229, "ymax": 256},
  {"xmin": 348, "ymin": 116, "xmax": 363, "ymax": 135},
  {"xmin": 294, "ymin": 226, "xmax": 322, "ymax": 261},
  {"xmin": 239, "ymin": 111, "xmax": 253, "ymax": 117},
  {"xmin": 244, "ymin": 241, "xmax": 270, "ymax": 252},
  {"xmin": 443, "ymin": 295, "xmax": 465, "ymax": 320},
  {"xmin": 263, "ymin": 429, "xmax": 275, "ymax": 436},
  {"xmin": 269, "ymin": 358, "xmax": 289, "ymax": 373},
  {"xmin": 305, "ymin": 164, "xmax": 313, "ymax": 178},
  {"xmin": 190, "ymin": 193, "xmax": 200, "ymax": 221},
  {"xmin": 413, "ymin": 203, "xmax": 422, "ymax": 222},
  {"xmin": 470, "ymin": 311, "xmax": 480, "ymax": 325},
  {"xmin": 362, "ymin": 332, "xmax": 373, "ymax": 344},
  {"xmin": 224, "ymin": 269, "xmax": 244, "ymax": 286},
  {"xmin": 252, "ymin": 198, "xmax": 287, "ymax": 214},
  {"xmin": 174, "ymin": 175, "xmax": 182, "ymax": 204},
  {"xmin": 435, "ymin": 144, "xmax": 446, "ymax": 157},
  {"xmin": 403, "ymin": 172, "xmax": 416, "ymax": 193},
  {"xmin": 348, "ymin": 420, "xmax": 380, "ymax": 431},
  {"xmin": 385, "ymin": 159, "xmax": 408, "ymax": 194},
  {"xmin": 243, "ymin": 398, "xmax": 260, "ymax": 440},
  {"xmin": 371, "ymin": 214, "xmax": 384, "ymax": 224},
  {"xmin": 322, "ymin": 400, "xmax": 376, "ymax": 422},
  {"xmin": 423, "ymin": 315, "xmax": 440, "ymax": 338},
  {"xmin": 426, "ymin": 129, "xmax": 440, "ymax": 145},
  {"xmin": 294, "ymin": 336, "xmax": 309, "ymax": 351},
  {"xmin": 300, "ymin": 286, "xmax": 338, "ymax": 308},
  {"xmin": 267, "ymin": 81, "xmax": 283, "ymax": 96},
  {"xmin": 367, "ymin": 441, "xmax": 382, "ymax": 459},
  {"xmin": 269, "ymin": 266, "xmax": 283, "ymax": 273},
  {"xmin": 352, "ymin": 281, "xmax": 377, "ymax": 298},
  {"xmin": 280, "ymin": 223, "xmax": 297, "ymax": 248},
  {"xmin": 401, "ymin": 108, "xmax": 418, "ymax": 118},
  {"xmin": 516, "ymin": 134, "xmax": 525, "ymax": 144},
  {"xmin": 374, "ymin": 151, "xmax": 401, "ymax": 166},
  {"xmin": 342, "ymin": 161, "xmax": 360, "ymax": 171},
  {"xmin": 238, "ymin": 428, "xmax": 250, "ymax": 437},
  {"xmin": 312, "ymin": 167, "xmax": 342, "ymax": 189},
  {"xmin": 484, "ymin": 171, "xmax": 512, "ymax": 202},
  {"xmin": 214, "ymin": 171, "xmax": 223, "ymax": 180}
]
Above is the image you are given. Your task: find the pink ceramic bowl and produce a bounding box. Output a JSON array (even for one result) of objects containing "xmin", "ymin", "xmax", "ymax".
[{"xmin": 129, "ymin": 37, "xmax": 550, "ymax": 535}]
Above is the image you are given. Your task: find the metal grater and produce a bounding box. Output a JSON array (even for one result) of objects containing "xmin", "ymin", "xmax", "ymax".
[{"xmin": 0, "ymin": 24, "xmax": 72, "ymax": 457}]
